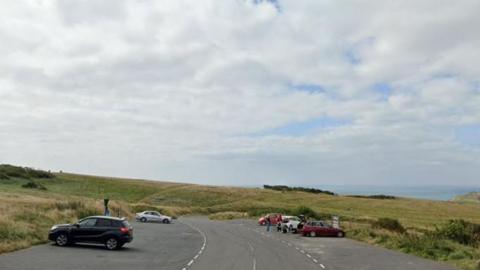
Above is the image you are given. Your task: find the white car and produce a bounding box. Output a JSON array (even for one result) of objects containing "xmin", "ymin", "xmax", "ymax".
[
  {"xmin": 282, "ymin": 216, "xmax": 302, "ymax": 233},
  {"xmin": 136, "ymin": 211, "xmax": 172, "ymax": 224}
]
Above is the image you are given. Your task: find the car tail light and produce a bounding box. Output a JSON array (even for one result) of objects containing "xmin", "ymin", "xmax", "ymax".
[{"xmin": 120, "ymin": 227, "xmax": 129, "ymax": 233}]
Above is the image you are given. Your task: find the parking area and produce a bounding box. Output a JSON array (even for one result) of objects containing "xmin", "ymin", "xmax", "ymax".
[
  {"xmin": 238, "ymin": 219, "xmax": 456, "ymax": 270},
  {"xmin": 0, "ymin": 221, "xmax": 203, "ymax": 270}
]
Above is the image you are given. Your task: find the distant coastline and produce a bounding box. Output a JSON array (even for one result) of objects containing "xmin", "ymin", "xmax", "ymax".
[
  {"xmin": 315, "ymin": 185, "xmax": 480, "ymax": 201},
  {"xmin": 244, "ymin": 184, "xmax": 480, "ymax": 201}
]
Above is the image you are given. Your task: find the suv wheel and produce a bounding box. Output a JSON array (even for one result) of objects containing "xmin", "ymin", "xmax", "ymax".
[
  {"xmin": 105, "ymin": 237, "xmax": 119, "ymax": 250},
  {"xmin": 310, "ymin": 231, "xmax": 316, "ymax": 237},
  {"xmin": 337, "ymin": 231, "xmax": 344, "ymax": 238},
  {"xmin": 163, "ymin": 219, "xmax": 170, "ymax": 224},
  {"xmin": 140, "ymin": 217, "xmax": 147, "ymax": 223},
  {"xmin": 55, "ymin": 233, "xmax": 69, "ymax": 246}
]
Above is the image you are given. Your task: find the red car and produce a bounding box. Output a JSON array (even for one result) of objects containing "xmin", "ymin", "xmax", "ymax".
[
  {"xmin": 258, "ymin": 213, "xmax": 282, "ymax": 226},
  {"xmin": 301, "ymin": 221, "xmax": 345, "ymax": 237}
]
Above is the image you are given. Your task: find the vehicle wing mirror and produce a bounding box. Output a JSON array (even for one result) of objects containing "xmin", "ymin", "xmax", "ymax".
[{"xmin": 74, "ymin": 223, "xmax": 80, "ymax": 228}]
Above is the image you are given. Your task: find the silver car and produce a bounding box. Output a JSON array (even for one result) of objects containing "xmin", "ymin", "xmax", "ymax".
[{"xmin": 136, "ymin": 211, "xmax": 172, "ymax": 223}]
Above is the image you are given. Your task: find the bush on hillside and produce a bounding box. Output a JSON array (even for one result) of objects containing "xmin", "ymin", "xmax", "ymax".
[
  {"xmin": 0, "ymin": 164, "xmax": 54, "ymax": 179},
  {"xmin": 348, "ymin": 194, "xmax": 396, "ymax": 200},
  {"xmin": 435, "ymin": 219, "xmax": 480, "ymax": 247},
  {"xmin": 263, "ymin": 185, "xmax": 336, "ymax": 195},
  {"xmin": 372, "ymin": 218, "xmax": 405, "ymax": 233},
  {"xmin": 21, "ymin": 181, "xmax": 47, "ymax": 191}
]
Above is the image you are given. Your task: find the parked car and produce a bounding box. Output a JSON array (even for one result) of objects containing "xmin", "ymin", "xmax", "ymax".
[
  {"xmin": 48, "ymin": 216, "xmax": 133, "ymax": 250},
  {"xmin": 258, "ymin": 213, "xmax": 282, "ymax": 226},
  {"xmin": 136, "ymin": 211, "xmax": 172, "ymax": 223},
  {"xmin": 301, "ymin": 221, "xmax": 345, "ymax": 237},
  {"xmin": 281, "ymin": 215, "xmax": 302, "ymax": 233}
]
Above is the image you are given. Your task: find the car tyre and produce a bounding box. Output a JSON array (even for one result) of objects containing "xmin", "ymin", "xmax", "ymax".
[
  {"xmin": 55, "ymin": 233, "xmax": 69, "ymax": 247},
  {"xmin": 105, "ymin": 237, "xmax": 119, "ymax": 250},
  {"xmin": 163, "ymin": 219, "xmax": 170, "ymax": 224},
  {"xmin": 337, "ymin": 231, "xmax": 344, "ymax": 238},
  {"xmin": 310, "ymin": 231, "xmax": 316, "ymax": 237},
  {"xmin": 140, "ymin": 217, "xmax": 147, "ymax": 223}
]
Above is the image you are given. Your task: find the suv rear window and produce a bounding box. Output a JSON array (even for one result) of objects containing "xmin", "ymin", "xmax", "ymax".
[
  {"xmin": 122, "ymin": 220, "xmax": 131, "ymax": 227},
  {"xmin": 96, "ymin": 219, "xmax": 112, "ymax": 227}
]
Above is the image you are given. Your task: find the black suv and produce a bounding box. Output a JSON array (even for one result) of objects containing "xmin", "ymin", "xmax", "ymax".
[{"xmin": 48, "ymin": 216, "xmax": 133, "ymax": 250}]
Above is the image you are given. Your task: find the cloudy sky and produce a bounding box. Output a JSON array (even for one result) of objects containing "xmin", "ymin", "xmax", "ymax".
[{"xmin": 1, "ymin": 0, "xmax": 479, "ymax": 186}]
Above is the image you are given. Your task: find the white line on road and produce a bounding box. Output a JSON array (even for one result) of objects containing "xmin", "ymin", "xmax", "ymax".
[
  {"xmin": 306, "ymin": 254, "xmax": 311, "ymax": 258},
  {"xmin": 313, "ymin": 259, "xmax": 318, "ymax": 263},
  {"xmin": 247, "ymin": 242, "xmax": 256, "ymax": 270},
  {"xmin": 320, "ymin": 263, "xmax": 325, "ymax": 269},
  {"xmin": 178, "ymin": 221, "xmax": 208, "ymax": 270}
]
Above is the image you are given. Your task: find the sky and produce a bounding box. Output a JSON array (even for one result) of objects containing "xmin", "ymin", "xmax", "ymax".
[{"xmin": 0, "ymin": 0, "xmax": 479, "ymax": 186}]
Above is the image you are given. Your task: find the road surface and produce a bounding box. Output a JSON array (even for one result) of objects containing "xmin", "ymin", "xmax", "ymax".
[{"xmin": 0, "ymin": 217, "xmax": 457, "ymax": 270}]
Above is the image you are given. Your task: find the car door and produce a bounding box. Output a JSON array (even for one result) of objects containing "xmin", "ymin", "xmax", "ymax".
[
  {"xmin": 316, "ymin": 222, "xmax": 329, "ymax": 236},
  {"xmin": 93, "ymin": 218, "xmax": 113, "ymax": 241},
  {"xmin": 151, "ymin": 212, "xmax": 161, "ymax": 221},
  {"xmin": 146, "ymin": 212, "xmax": 157, "ymax": 221},
  {"xmin": 72, "ymin": 218, "xmax": 97, "ymax": 242}
]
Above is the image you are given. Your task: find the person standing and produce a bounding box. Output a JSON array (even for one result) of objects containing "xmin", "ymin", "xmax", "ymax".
[
  {"xmin": 277, "ymin": 215, "xmax": 283, "ymax": 232},
  {"xmin": 266, "ymin": 216, "xmax": 271, "ymax": 232}
]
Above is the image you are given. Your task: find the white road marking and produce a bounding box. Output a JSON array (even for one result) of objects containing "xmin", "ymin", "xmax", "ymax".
[
  {"xmin": 247, "ymin": 242, "xmax": 256, "ymax": 270},
  {"xmin": 178, "ymin": 221, "xmax": 208, "ymax": 270},
  {"xmin": 320, "ymin": 263, "xmax": 326, "ymax": 269},
  {"xmin": 306, "ymin": 254, "xmax": 311, "ymax": 258},
  {"xmin": 300, "ymin": 250, "xmax": 305, "ymax": 254},
  {"xmin": 313, "ymin": 259, "xmax": 318, "ymax": 263}
]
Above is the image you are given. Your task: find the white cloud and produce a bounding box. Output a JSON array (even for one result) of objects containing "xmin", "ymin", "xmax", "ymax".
[{"xmin": 0, "ymin": 0, "xmax": 479, "ymax": 185}]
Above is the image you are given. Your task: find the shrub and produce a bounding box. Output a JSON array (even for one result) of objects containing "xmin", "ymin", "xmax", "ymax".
[
  {"xmin": 348, "ymin": 195, "xmax": 396, "ymax": 200},
  {"xmin": 393, "ymin": 233, "xmax": 454, "ymax": 260},
  {"xmin": 21, "ymin": 181, "xmax": 47, "ymax": 190},
  {"xmin": 372, "ymin": 218, "xmax": 405, "ymax": 233},
  {"xmin": 435, "ymin": 219, "xmax": 480, "ymax": 247},
  {"xmin": 0, "ymin": 164, "xmax": 54, "ymax": 179},
  {"xmin": 263, "ymin": 185, "xmax": 336, "ymax": 195}
]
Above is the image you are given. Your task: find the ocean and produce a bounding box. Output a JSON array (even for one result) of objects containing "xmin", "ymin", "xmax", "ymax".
[{"xmin": 315, "ymin": 185, "xmax": 480, "ymax": 201}]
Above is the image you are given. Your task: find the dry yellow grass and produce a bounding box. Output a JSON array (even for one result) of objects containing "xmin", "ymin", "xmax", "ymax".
[{"xmin": 0, "ymin": 191, "xmax": 132, "ymax": 254}]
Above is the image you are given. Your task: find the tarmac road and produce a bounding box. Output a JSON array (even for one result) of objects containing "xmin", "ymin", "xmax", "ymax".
[{"xmin": 0, "ymin": 217, "xmax": 457, "ymax": 270}]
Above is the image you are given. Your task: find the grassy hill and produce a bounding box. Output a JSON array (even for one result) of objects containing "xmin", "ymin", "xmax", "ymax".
[
  {"xmin": 454, "ymin": 192, "xmax": 480, "ymax": 204},
  {"xmin": 1, "ymin": 164, "xmax": 480, "ymax": 269}
]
